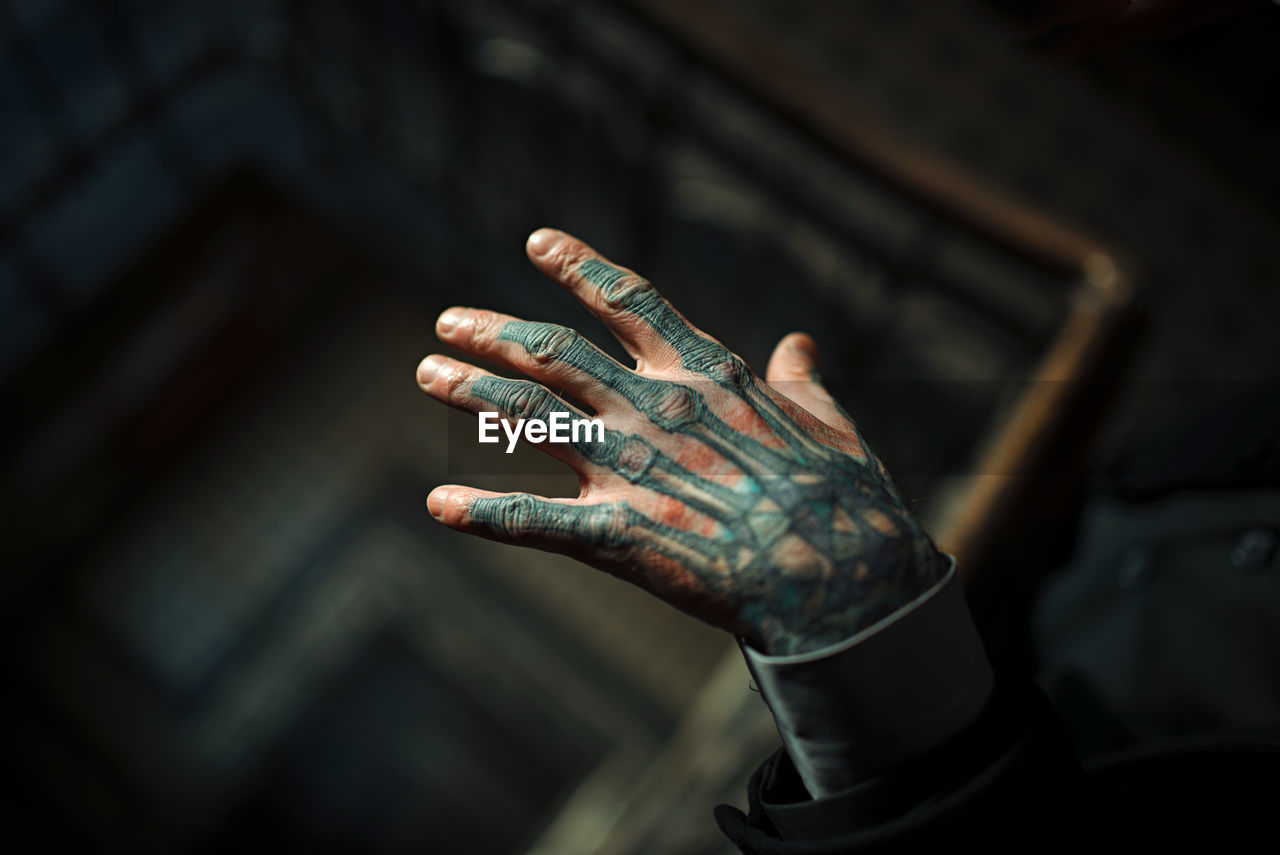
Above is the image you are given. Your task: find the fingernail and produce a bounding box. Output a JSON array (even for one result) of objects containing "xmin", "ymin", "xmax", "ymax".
[
  {"xmin": 427, "ymin": 487, "xmax": 450, "ymax": 519},
  {"xmin": 527, "ymin": 228, "xmax": 561, "ymax": 258},
  {"xmin": 437, "ymin": 308, "xmax": 464, "ymax": 334},
  {"xmin": 417, "ymin": 355, "xmax": 444, "ymax": 387},
  {"xmin": 789, "ymin": 333, "xmax": 817, "ymax": 358}
]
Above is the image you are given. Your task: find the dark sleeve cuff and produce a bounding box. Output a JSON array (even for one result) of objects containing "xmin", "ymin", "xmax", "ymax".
[
  {"xmin": 740, "ymin": 558, "xmax": 994, "ymax": 797},
  {"xmin": 717, "ymin": 679, "xmax": 1087, "ymax": 852}
]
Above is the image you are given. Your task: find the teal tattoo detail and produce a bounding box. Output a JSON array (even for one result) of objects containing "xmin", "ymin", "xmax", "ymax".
[{"xmin": 465, "ymin": 260, "xmax": 946, "ymax": 654}]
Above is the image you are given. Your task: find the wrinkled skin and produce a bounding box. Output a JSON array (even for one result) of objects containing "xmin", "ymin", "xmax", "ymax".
[{"xmin": 416, "ymin": 229, "xmax": 947, "ymax": 655}]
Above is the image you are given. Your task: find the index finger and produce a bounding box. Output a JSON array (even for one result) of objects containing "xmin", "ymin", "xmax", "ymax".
[{"xmin": 525, "ymin": 229, "xmax": 746, "ymax": 384}]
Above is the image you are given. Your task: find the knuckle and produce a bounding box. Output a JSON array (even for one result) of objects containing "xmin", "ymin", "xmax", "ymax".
[
  {"xmin": 615, "ymin": 436, "xmax": 657, "ymax": 482},
  {"xmin": 466, "ymin": 310, "xmax": 500, "ymax": 348},
  {"xmin": 582, "ymin": 503, "xmax": 633, "ymax": 554},
  {"xmin": 598, "ymin": 275, "xmax": 656, "ymax": 316},
  {"xmin": 714, "ymin": 354, "xmax": 752, "ymax": 388},
  {"xmin": 526, "ymin": 324, "xmax": 579, "ymax": 364},
  {"xmin": 643, "ymin": 382, "xmax": 703, "ymax": 430},
  {"xmin": 439, "ymin": 361, "xmax": 470, "ymax": 398},
  {"xmin": 573, "ymin": 257, "xmax": 669, "ymax": 324},
  {"xmin": 496, "ymin": 493, "xmax": 538, "ymax": 536},
  {"xmin": 551, "ymin": 241, "xmax": 590, "ymax": 274},
  {"xmin": 684, "ymin": 341, "xmax": 748, "ymax": 386},
  {"xmin": 505, "ymin": 381, "xmax": 556, "ymax": 421}
]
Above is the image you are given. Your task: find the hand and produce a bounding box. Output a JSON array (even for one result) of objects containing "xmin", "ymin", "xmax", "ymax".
[{"xmin": 416, "ymin": 229, "xmax": 948, "ymax": 655}]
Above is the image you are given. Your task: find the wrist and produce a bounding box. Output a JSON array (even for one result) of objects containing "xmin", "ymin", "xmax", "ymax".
[
  {"xmin": 742, "ymin": 556, "xmax": 994, "ymax": 797},
  {"xmin": 750, "ymin": 541, "xmax": 951, "ymax": 656}
]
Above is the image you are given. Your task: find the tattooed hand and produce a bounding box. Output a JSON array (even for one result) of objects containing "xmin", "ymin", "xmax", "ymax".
[{"xmin": 417, "ymin": 229, "xmax": 949, "ymax": 656}]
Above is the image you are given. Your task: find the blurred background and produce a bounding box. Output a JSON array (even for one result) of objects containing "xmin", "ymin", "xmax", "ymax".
[{"xmin": 2, "ymin": 0, "xmax": 1278, "ymax": 852}]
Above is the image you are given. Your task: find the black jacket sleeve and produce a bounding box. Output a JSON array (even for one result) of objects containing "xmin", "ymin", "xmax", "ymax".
[{"xmin": 715, "ymin": 679, "xmax": 1089, "ymax": 853}]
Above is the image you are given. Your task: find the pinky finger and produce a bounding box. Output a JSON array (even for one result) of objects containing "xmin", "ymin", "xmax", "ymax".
[{"xmin": 427, "ymin": 485, "xmax": 634, "ymax": 556}]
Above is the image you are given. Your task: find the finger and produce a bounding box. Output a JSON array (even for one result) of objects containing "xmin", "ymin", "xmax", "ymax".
[
  {"xmin": 437, "ymin": 306, "xmax": 720, "ymax": 438},
  {"xmin": 435, "ymin": 306, "xmax": 635, "ymax": 412},
  {"xmin": 764, "ymin": 333, "xmax": 855, "ymax": 432},
  {"xmin": 427, "ymin": 485, "xmax": 633, "ymax": 556},
  {"xmin": 525, "ymin": 228, "xmax": 744, "ymax": 383},
  {"xmin": 416, "ymin": 354, "xmax": 593, "ymax": 466}
]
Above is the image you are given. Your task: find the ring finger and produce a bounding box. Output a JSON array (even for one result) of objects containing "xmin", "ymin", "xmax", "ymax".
[{"xmin": 435, "ymin": 306, "xmax": 634, "ymax": 414}]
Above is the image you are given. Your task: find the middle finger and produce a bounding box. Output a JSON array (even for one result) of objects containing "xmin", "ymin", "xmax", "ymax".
[{"xmin": 436, "ymin": 306, "xmax": 634, "ymax": 413}]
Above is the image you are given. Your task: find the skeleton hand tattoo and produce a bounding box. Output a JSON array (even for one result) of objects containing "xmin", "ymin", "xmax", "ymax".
[{"xmin": 416, "ymin": 229, "xmax": 949, "ymax": 655}]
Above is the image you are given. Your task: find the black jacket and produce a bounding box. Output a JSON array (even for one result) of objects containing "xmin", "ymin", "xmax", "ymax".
[{"xmin": 717, "ymin": 679, "xmax": 1280, "ymax": 852}]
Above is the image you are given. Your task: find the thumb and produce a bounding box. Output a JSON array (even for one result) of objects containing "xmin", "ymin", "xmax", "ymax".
[{"xmin": 765, "ymin": 333, "xmax": 855, "ymax": 431}]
